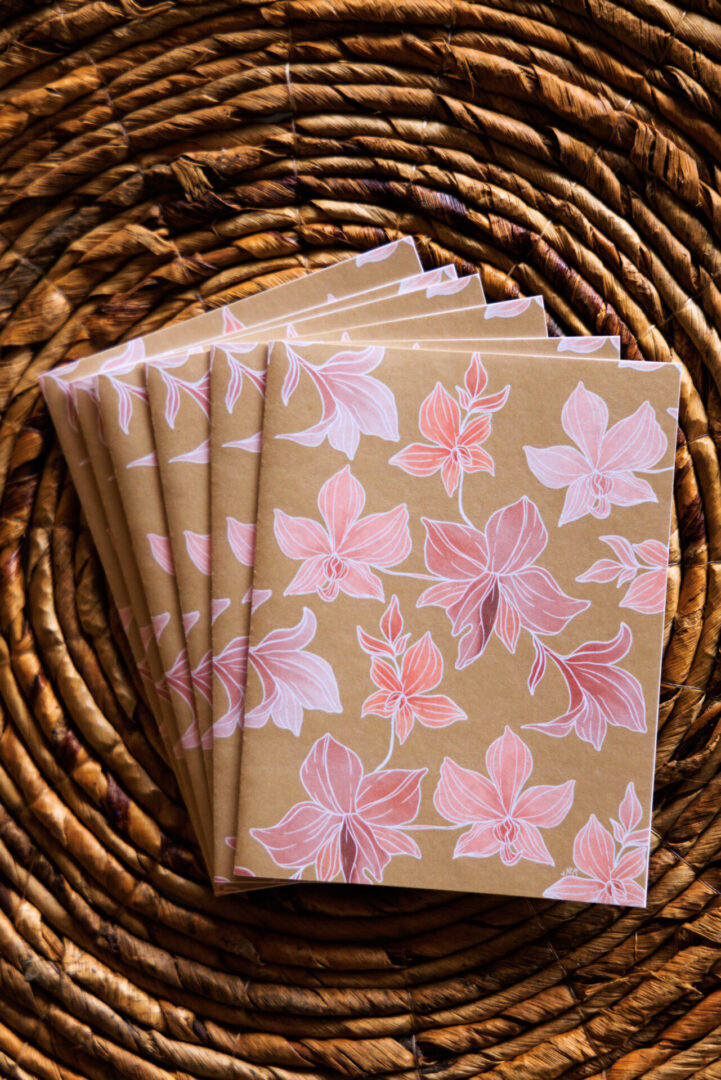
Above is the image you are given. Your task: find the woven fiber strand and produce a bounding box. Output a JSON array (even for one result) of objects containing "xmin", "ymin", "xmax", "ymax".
[{"xmin": 0, "ymin": 0, "xmax": 720, "ymax": 1077}]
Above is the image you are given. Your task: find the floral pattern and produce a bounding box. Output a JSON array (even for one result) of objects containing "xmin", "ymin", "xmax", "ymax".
[
  {"xmin": 525, "ymin": 624, "xmax": 645, "ymax": 750},
  {"xmin": 276, "ymin": 344, "xmax": 399, "ymax": 459},
  {"xmin": 418, "ymin": 497, "xmax": 588, "ymax": 668},
  {"xmin": 524, "ymin": 382, "xmax": 668, "ymax": 524},
  {"xmin": 274, "ymin": 465, "xmax": 411, "ymax": 601},
  {"xmin": 389, "ymin": 354, "xmax": 509, "ymax": 496},
  {"xmin": 184, "ymin": 531, "xmax": 211, "ymax": 575},
  {"xmin": 239, "ymin": 342, "xmax": 677, "ymax": 903},
  {"xmin": 359, "ymin": 598, "xmax": 466, "ymax": 744},
  {"xmin": 245, "ymin": 608, "xmax": 342, "ymax": 734},
  {"xmin": 543, "ymin": 784, "xmax": 648, "ymax": 905},
  {"xmin": 251, "ymin": 734, "xmax": 426, "ymax": 883},
  {"xmin": 577, "ymin": 535, "xmax": 667, "ymax": 614},
  {"xmin": 434, "ymin": 727, "xmax": 574, "ymax": 865}
]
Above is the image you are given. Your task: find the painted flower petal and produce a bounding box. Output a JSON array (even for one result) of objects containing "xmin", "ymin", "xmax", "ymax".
[
  {"xmin": 635, "ymin": 539, "xmax": 668, "ymax": 568},
  {"xmin": 559, "ymin": 476, "xmax": 596, "ymax": 525},
  {"xmin": 607, "ymin": 472, "xmax": 658, "ymax": 507},
  {"xmin": 513, "ymin": 821, "xmax": 554, "ymax": 865},
  {"xmin": 600, "ymin": 401, "xmax": 667, "ymax": 473},
  {"xmin": 418, "ymin": 383, "xmax": 461, "ymax": 447},
  {"xmin": 356, "ymin": 767, "xmax": 427, "ymax": 830},
  {"xmin": 485, "ymin": 726, "xmax": 533, "ymax": 814},
  {"xmin": 433, "ymin": 756, "xmax": 504, "ymax": 824},
  {"xmin": 484, "ymin": 497, "xmax": 548, "ymax": 574},
  {"xmin": 524, "ymin": 444, "xmax": 589, "ymax": 489},
  {"xmin": 389, "ymin": 442, "xmax": 448, "ymax": 478},
  {"xmin": 561, "ymin": 382, "xmax": 609, "ymax": 465},
  {"xmin": 227, "ymin": 518, "xmax": 256, "ymax": 566},
  {"xmin": 421, "ymin": 518, "xmax": 489, "ymax": 579},
  {"xmin": 503, "ymin": 567, "xmax": 589, "ymax": 637},
  {"xmin": 318, "ymin": 465, "xmax": 365, "ymax": 548},
  {"xmin": 184, "ymin": 531, "xmax": 211, "ymax": 575},
  {"xmin": 274, "ymin": 509, "xmax": 330, "ymax": 559},
  {"xmin": 618, "ymin": 781, "xmax": 643, "ymax": 834},
  {"xmin": 400, "ymin": 631, "xmax": 442, "ymax": 695},
  {"xmin": 573, "ymin": 814, "xmax": 615, "ymax": 881},
  {"xmin": 410, "ymin": 693, "xmax": 467, "ymax": 728},
  {"xmin": 251, "ymin": 803, "xmax": 336, "ymax": 869},
  {"xmin": 543, "ymin": 875, "xmax": 604, "ymax": 902},
  {"xmin": 454, "ymin": 821, "xmax": 501, "ymax": 859},
  {"xmin": 338, "ymin": 561, "xmax": 385, "ymax": 600},
  {"xmin": 514, "ymin": 779, "xmax": 575, "ymax": 828},
  {"xmin": 620, "ymin": 568, "xmax": 666, "ymax": 614},
  {"xmin": 342, "ymin": 504, "xmax": 412, "ymax": 567},
  {"xmin": 301, "ymin": 734, "xmax": 362, "ymax": 814}
]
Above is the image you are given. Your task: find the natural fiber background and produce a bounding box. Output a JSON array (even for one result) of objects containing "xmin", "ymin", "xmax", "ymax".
[{"xmin": 0, "ymin": 1, "xmax": 720, "ymax": 1077}]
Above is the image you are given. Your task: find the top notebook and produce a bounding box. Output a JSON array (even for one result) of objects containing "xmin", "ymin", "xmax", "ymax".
[{"xmin": 234, "ymin": 342, "xmax": 680, "ymax": 904}]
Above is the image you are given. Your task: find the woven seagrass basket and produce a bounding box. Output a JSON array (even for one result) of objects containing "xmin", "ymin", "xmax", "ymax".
[{"xmin": 0, "ymin": 1, "xmax": 720, "ymax": 1077}]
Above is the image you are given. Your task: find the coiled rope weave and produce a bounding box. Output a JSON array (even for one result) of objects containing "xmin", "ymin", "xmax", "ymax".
[{"xmin": 0, "ymin": 1, "xmax": 720, "ymax": 1077}]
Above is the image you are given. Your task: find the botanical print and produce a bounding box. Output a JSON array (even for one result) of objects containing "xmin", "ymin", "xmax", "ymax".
[
  {"xmin": 276, "ymin": 344, "xmax": 399, "ymax": 459},
  {"xmin": 244, "ymin": 608, "xmax": 342, "ymax": 734},
  {"xmin": 169, "ymin": 438, "xmax": 210, "ymax": 464},
  {"xmin": 577, "ymin": 536, "xmax": 668, "ymax": 614},
  {"xmin": 227, "ymin": 518, "xmax": 255, "ymax": 566},
  {"xmin": 240, "ymin": 342, "xmax": 679, "ymax": 902},
  {"xmin": 274, "ymin": 465, "xmax": 411, "ymax": 601},
  {"xmin": 251, "ymin": 733, "xmax": 426, "ymax": 883},
  {"xmin": 221, "ymin": 343, "xmax": 266, "ymax": 413},
  {"xmin": 184, "ymin": 531, "xmax": 211, "ymax": 575},
  {"xmin": 359, "ymin": 596, "xmax": 466, "ymax": 745},
  {"xmin": 524, "ymin": 382, "xmax": 668, "ymax": 524},
  {"xmin": 389, "ymin": 354, "xmax": 509, "ymax": 496},
  {"xmin": 525, "ymin": 624, "xmax": 645, "ymax": 750},
  {"xmin": 544, "ymin": 783, "xmax": 648, "ymax": 904},
  {"xmin": 160, "ymin": 368, "xmax": 210, "ymax": 427},
  {"xmin": 147, "ymin": 533, "xmax": 175, "ymax": 574},
  {"xmin": 434, "ymin": 727, "xmax": 575, "ymax": 866},
  {"xmin": 418, "ymin": 497, "xmax": 589, "ymax": 668}
]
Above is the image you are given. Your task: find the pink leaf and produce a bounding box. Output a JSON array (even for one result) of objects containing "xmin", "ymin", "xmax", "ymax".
[
  {"xmin": 148, "ymin": 534, "xmax": 174, "ymax": 574},
  {"xmin": 184, "ymin": 531, "xmax": 211, "ymax": 575}
]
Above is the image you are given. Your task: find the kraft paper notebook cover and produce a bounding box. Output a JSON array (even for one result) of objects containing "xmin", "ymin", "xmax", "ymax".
[
  {"xmin": 212, "ymin": 335, "xmax": 620, "ymax": 885},
  {"xmin": 234, "ymin": 343, "xmax": 680, "ymax": 901}
]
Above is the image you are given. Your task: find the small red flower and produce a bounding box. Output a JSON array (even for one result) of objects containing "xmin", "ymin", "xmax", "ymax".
[
  {"xmin": 390, "ymin": 355, "xmax": 509, "ymax": 496},
  {"xmin": 360, "ymin": 603, "xmax": 466, "ymax": 743}
]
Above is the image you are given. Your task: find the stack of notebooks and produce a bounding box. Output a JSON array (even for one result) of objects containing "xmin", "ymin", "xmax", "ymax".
[{"xmin": 41, "ymin": 239, "xmax": 680, "ymax": 907}]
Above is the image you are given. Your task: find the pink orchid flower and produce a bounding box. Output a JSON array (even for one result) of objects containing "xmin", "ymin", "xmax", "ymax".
[
  {"xmin": 250, "ymin": 734, "xmax": 426, "ymax": 883},
  {"xmin": 434, "ymin": 726, "xmax": 574, "ymax": 865},
  {"xmin": 543, "ymin": 810, "xmax": 647, "ymax": 906},
  {"xmin": 389, "ymin": 357, "xmax": 509, "ymax": 496},
  {"xmin": 361, "ymin": 620, "xmax": 466, "ymax": 744},
  {"xmin": 525, "ymin": 623, "xmax": 645, "ymax": 750},
  {"xmin": 577, "ymin": 536, "xmax": 667, "ymax": 615},
  {"xmin": 274, "ymin": 465, "xmax": 411, "ymax": 602},
  {"xmin": 524, "ymin": 382, "xmax": 667, "ymax": 524},
  {"xmin": 245, "ymin": 608, "xmax": 342, "ymax": 734},
  {"xmin": 277, "ymin": 343, "xmax": 399, "ymax": 459},
  {"xmin": 418, "ymin": 496, "xmax": 588, "ymax": 668}
]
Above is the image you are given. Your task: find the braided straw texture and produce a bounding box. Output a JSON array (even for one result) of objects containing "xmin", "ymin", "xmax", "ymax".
[{"xmin": 0, "ymin": 1, "xmax": 720, "ymax": 1077}]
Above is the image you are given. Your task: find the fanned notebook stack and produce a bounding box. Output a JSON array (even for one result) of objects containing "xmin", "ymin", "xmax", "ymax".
[{"xmin": 41, "ymin": 239, "xmax": 680, "ymax": 906}]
